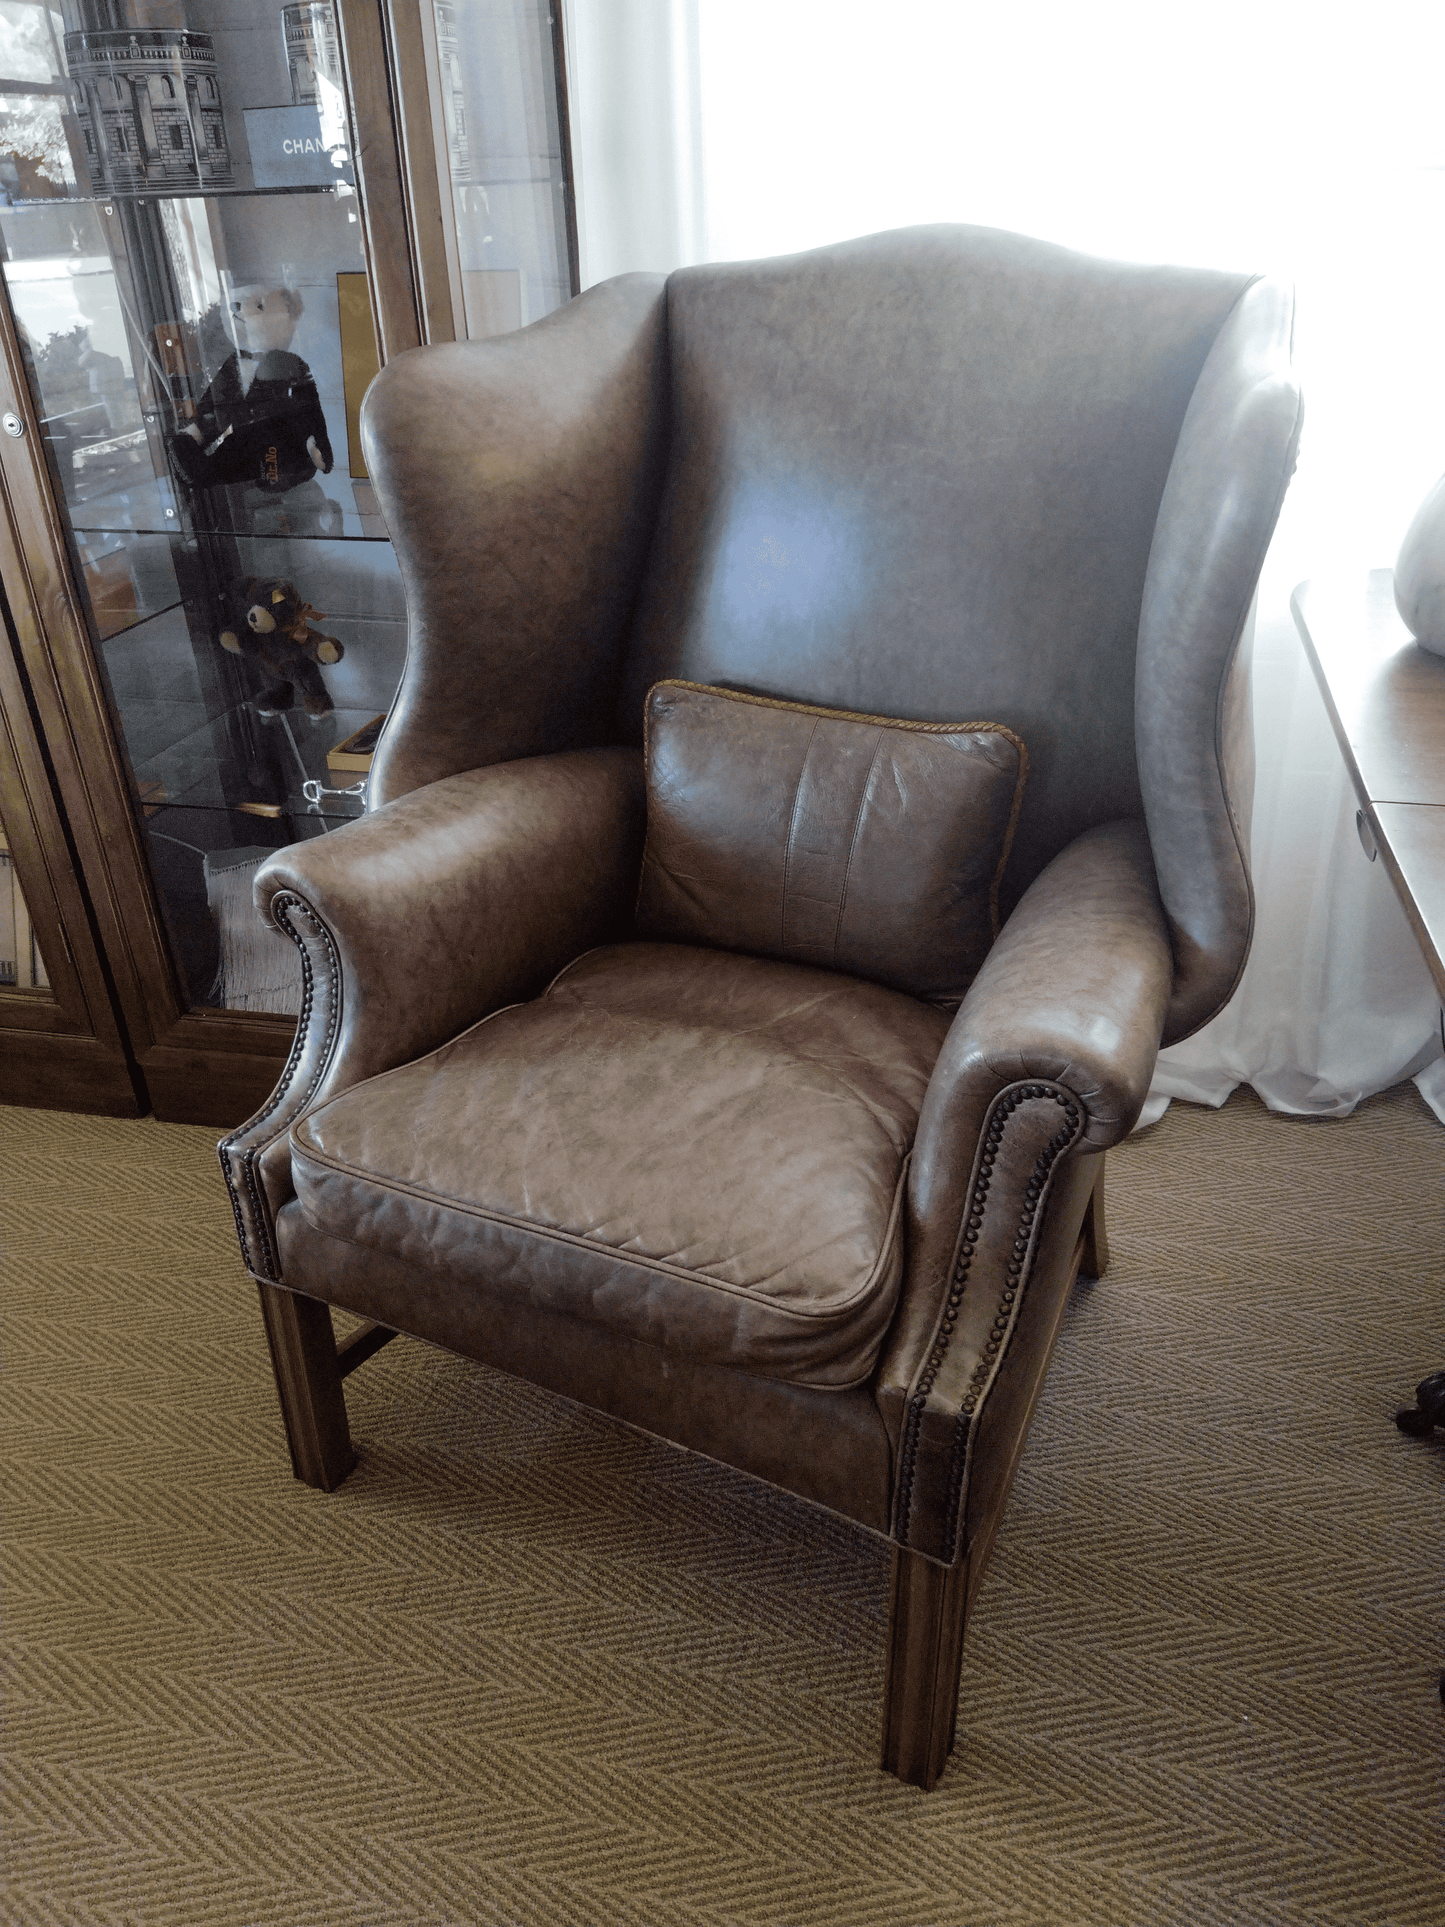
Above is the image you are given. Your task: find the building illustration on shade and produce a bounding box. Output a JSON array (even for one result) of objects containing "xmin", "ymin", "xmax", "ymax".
[
  {"xmin": 64, "ymin": 27, "xmax": 233, "ymax": 192},
  {"xmin": 282, "ymin": 1, "xmax": 343, "ymax": 107},
  {"xmin": 433, "ymin": 2, "xmax": 473, "ymax": 184}
]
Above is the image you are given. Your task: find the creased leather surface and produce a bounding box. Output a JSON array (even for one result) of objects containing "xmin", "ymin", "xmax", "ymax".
[
  {"xmin": 277, "ymin": 1206, "xmax": 895, "ymax": 1534},
  {"xmin": 361, "ymin": 275, "xmax": 669, "ymax": 805},
  {"xmin": 217, "ymin": 749, "xmax": 644, "ymax": 1278},
  {"xmin": 876, "ymin": 819, "xmax": 1173, "ymax": 1480},
  {"xmin": 636, "ymin": 681, "xmax": 1025, "ymax": 1006},
  {"xmin": 1135, "ymin": 276, "xmax": 1304, "ymax": 1043},
  {"xmin": 291, "ymin": 943, "xmax": 950, "ymax": 1387},
  {"xmin": 618, "ymin": 224, "xmax": 1252, "ymax": 914}
]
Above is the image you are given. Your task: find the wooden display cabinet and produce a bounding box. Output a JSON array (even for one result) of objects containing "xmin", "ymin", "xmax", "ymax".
[{"xmin": 0, "ymin": 0, "xmax": 577, "ymax": 1124}]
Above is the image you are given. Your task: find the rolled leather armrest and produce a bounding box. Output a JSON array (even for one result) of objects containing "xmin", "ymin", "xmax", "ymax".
[
  {"xmin": 877, "ymin": 818, "xmax": 1174, "ymax": 1561},
  {"xmin": 218, "ymin": 746, "xmax": 645, "ymax": 1280}
]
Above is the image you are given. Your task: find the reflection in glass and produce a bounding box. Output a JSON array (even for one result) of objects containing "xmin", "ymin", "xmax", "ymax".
[
  {"xmin": 0, "ymin": 3, "xmax": 75, "ymax": 203},
  {"xmin": 0, "ymin": 816, "xmax": 52, "ymax": 994},
  {"xmin": 65, "ymin": 25, "xmax": 234, "ymax": 193},
  {"xmin": 432, "ymin": 0, "xmax": 574, "ymax": 338}
]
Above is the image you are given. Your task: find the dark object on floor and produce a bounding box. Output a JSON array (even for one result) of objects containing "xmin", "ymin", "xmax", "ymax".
[{"xmin": 1395, "ymin": 1369, "xmax": 1445, "ymax": 1436}]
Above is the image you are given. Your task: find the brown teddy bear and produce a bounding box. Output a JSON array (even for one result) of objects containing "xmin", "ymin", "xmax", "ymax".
[{"xmin": 219, "ymin": 576, "xmax": 344, "ymax": 719}]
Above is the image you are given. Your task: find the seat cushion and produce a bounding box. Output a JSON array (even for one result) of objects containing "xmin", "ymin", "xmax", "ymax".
[
  {"xmin": 636, "ymin": 679, "xmax": 1026, "ymax": 1007},
  {"xmin": 290, "ymin": 943, "xmax": 951, "ymax": 1387}
]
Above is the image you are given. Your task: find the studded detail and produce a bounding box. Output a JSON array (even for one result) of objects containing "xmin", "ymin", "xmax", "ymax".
[
  {"xmin": 217, "ymin": 893, "xmax": 340, "ymax": 1281},
  {"xmin": 894, "ymin": 1081, "xmax": 1084, "ymax": 1553}
]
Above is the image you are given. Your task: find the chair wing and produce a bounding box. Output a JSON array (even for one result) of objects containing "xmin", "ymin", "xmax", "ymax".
[
  {"xmin": 360, "ymin": 273, "xmax": 669, "ymax": 807},
  {"xmin": 1136, "ymin": 274, "xmax": 1303, "ymax": 1042}
]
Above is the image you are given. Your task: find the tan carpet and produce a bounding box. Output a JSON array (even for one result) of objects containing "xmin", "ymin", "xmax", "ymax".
[{"xmin": 2, "ymin": 1085, "xmax": 1442, "ymax": 1927}]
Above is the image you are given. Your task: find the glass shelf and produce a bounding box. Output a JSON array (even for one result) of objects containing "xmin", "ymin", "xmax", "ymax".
[
  {"xmin": 68, "ymin": 469, "xmax": 391, "ymax": 541},
  {"xmin": 3, "ymin": 185, "xmax": 353, "ymax": 204}
]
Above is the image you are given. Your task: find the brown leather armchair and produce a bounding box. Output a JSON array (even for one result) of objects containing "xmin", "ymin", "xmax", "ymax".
[{"xmin": 219, "ymin": 225, "xmax": 1301, "ymax": 1789}]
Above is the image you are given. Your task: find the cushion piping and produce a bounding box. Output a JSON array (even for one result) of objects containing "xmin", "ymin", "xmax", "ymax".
[
  {"xmin": 638, "ymin": 678, "xmax": 1030, "ymax": 940},
  {"xmin": 289, "ymin": 1127, "xmax": 914, "ymax": 1327}
]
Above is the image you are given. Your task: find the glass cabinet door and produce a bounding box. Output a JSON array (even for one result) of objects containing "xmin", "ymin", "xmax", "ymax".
[
  {"xmin": 0, "ymin": 809, "xmax": 52, "ymax": 994},
  {"xmin": 1, "ymin": 0, "xmax": 397, "ymax": 1018},
  {"xmin": 0, "ymin": 0, "xmax": 574, "ymax": 1051},
  {"xmin": 426, "ymin": 0, "xmax": 577, "ymax": 340}
]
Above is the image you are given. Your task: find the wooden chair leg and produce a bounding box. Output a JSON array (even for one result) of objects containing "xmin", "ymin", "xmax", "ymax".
[
  {"xmin": 1080, "ymin": 1154, "xmax": 1110, "ymax": 1279},
  {"xmin": 880, "ymin": 1544, "xmax": 969, "ymax": 1790},
  {"xmin": 256, "ymin": 1282, "xmax": 356, "ymax": 1492}
]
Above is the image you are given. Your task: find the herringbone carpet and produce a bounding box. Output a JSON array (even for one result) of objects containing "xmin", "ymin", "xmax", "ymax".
[{"xmin": 2, "ymin": 1085, "xmax": 1442, "ymax": 1927}]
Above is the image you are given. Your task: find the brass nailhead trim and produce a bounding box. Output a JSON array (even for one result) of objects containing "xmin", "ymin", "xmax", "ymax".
[
  {"xmin": 894, "ymin": 1082, "xmax": 1083, "ymax": 1550},
  {"xmin": 217, "ymin": 894, "xmax": 339, "ymax": 1281}
]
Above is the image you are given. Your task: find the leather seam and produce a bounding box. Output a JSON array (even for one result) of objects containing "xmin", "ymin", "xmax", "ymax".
[
  {"xmin": 1188, "ymin": 379, "xmax": 1304, "ymax": 1030},
  {"xmin": 831, "ymin": 729, "xmax": 886, "ymax": 965},
  {"xmin": 634, "ymin": 682, "xmax": 659, "ymax": 927},
  {"xmin": 780, "ymin": 717, "xmax": 820, "ymax": 956},
  {"xmin": 892, "ymin": 1081, "xmax": 1084, "ymax": 1552},
  {"xmin": 273, "ymin": 1207, "xmax": 884, "ymax": 1395},
  {"xmin": 1155, "ymin": 278, "xmax": 1299, "ymax": 1044},
  {"xmin": 288, "ymin": 1140, "xmax": 914, "ymax": 1326},
  {"xmin": 542, "ymin": 946, "xmax": 608, "ymax": 998},
  {"xmin": 652, "ymin": 678, "xmax": 1028, "ymax": 744}
]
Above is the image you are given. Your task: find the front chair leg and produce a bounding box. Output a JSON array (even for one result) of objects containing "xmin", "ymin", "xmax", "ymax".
[
  {"xmin": 881, "ymin": 1544, "xmax": 969, "ymax": 1789},
  {"xmin": 256, "ymin": 1282, "xmax": 356, "ymax": 1491},
  {"xmin": 1080, "ymin": 1154, "xmax": 1110, "ymax": 1279}
]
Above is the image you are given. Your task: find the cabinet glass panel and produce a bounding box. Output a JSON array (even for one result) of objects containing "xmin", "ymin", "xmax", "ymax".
[
  {"xmin": 1, "ymin": 4, "xmax": 418, "ymax": 1016},
  {"xmin": 432, "ymin": 0, "xmax": 574, "ymax": 337},
  {"xmin": 0, "ymin": 808, "xmax": 53, "ymax": 998}
]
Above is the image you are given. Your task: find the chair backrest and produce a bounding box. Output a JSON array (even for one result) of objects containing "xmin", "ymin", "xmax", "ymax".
[
  {"xmin": 362, "ymin": 223, "xmax": 1301, "ymax": 1043},
  {"xmin": 618, "ymin": 225, "xmax": 1252, "ymax": 912}
]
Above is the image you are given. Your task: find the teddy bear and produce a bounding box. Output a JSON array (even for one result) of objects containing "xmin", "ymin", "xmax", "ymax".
[
  {"xmin": 172, "ymin": 283, "xmax": 334, "ymax": 495},
  {"xmin": 219, "ymin": 575, "xmax": 344, "ymax": 719}
]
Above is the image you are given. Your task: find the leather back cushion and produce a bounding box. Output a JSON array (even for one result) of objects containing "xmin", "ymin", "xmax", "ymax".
[
  {"xmin": 635, "ymin": 680, "xmax": 1026, "ymax": 1006},
  {"xmin": 618, "ymin": 225, "xmax": 1251, "ymax": 911}
]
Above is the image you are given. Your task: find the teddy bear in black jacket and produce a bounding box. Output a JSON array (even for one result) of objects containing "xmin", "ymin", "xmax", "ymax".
[{"xmin": 172, "ymin": 284, "xmax": 334, "ymax": 495}]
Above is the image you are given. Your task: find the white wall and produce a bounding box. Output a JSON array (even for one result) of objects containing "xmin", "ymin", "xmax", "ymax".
[{"xmin": 563, "ymin": 0, "xmax": 703, "ymax": 285}]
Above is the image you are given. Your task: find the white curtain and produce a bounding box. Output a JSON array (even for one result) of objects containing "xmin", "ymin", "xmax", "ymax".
[{"xmin": 562, "ymin": 0, "xmax": 1445, "ymax": 1123}]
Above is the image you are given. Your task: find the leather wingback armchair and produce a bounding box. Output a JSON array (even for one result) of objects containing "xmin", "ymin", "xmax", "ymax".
[{"xmin": 219, "ymin": 225, "xmax": 1301, "ymax": 1790}]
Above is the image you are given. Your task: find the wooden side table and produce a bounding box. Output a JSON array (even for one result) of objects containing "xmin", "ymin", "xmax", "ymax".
[
  {"xmin": 1292, "ymin": 569, "xmax": 1445, "ymax": 1443},
  {"xmin": 1291, "ymin": 570, "xmax": 1445, "ymax": 1003}
]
